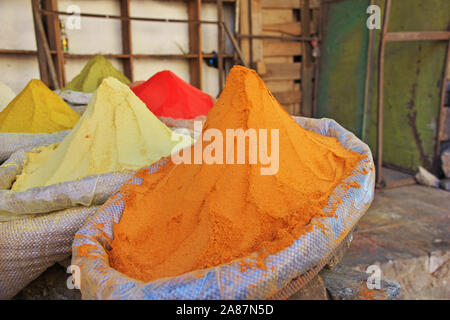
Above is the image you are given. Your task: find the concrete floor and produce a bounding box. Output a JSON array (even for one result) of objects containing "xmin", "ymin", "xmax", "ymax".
[
  {"xmin": 341, "ymin": 184, "xmax": 450, "ymax": 299},
  {"xmin": 14, "ymin": 184, "xmax": 450, "ymax": 299}
]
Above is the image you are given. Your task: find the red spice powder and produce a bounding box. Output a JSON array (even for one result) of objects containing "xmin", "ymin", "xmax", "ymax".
[{"xmin": 132, "ymin": 70, "xmax": 214, "ymax": 119}]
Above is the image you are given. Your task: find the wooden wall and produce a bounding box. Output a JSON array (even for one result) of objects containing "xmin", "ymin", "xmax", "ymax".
[{"xmin": 239, "ymin": 0, "xmax": 320, "ymax": 116}]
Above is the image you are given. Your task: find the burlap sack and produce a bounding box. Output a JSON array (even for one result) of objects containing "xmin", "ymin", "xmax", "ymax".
[
  {"xmin": 0, "ymin": 131, "xmax": 69, "ymax": 164},
  {"xmin": 0, "ymin": 119, "xmax": 197, "ymax": 299},
  {"xmin": 54, "ymin": 89, "xmax": 90, "ymax": 116},
  {"xmin": 0, "ymin": 147, "xmax": 135, "ymax": 299},
  {"xmin": 72, "ymin": 117, "xmax": 375, "ymax": 299},
  {"xmin": 54, "ymin": 89, "xmax": 92, "ymax": 106},
  {"xmin": 158, "ymin": 115, "xmax": 206, "ymax": 131},
  {"xmin": 70, "ymin": 105, "xmax": 87, "ymax": 116},
  {"xmin": 0, "ymin": 205, "xmax": 101, "ymax": 299}
]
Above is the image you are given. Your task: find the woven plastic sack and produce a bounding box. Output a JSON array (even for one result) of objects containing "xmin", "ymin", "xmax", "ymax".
[
  {"xmin": 72, "ymin": 117, "xmax": 375, "ymax": 300},
  {"xmin": 0, "ymin": 205, "xmax": 101, "ymax": 299},
  {"xmin": 53, "ymin": 89, "xmax": 89, "ymax": 116},
  {"xmin": 54, "ymin": 89, "xmax": 92, "ymax": 106},
  {"xmin": 0, "ymin": 147, "xmax": 135, "ymax": 299},
  {"xmin": 70, "ymin": 105, "xmax": 87, "ymax": 116},
  {"xmin": 164, "ymin": 117, "xmax": 204, "ymax": 142},
  {"xmin": 158, "ymin": 115, "xmax": 206, "ymax": 131},
  {"xmin": 0, "ymin": 130, "xmax": 69, "ymax": 164},
  {"xmin": 55, "ymin": 89, "xmax": 90, "ymax": 115}
]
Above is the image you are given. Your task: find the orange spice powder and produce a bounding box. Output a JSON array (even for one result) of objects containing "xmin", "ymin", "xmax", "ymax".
[{"xmin": 108, "ymin": 66, "xmax": 365, "ymax": 282}]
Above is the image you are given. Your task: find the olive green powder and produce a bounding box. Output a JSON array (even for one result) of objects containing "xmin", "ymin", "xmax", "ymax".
[{"xmin": 64, "ymin": 55, "xmax": 130, "ymax": 93}]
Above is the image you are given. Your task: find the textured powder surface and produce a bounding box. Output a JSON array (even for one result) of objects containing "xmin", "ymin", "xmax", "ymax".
[
  {"xmin": 12, "ymin": 77, "xmax": 192, "ymax": 192},
  {"xmin": 132, "ymin": 70, "xmax": 213, "ymax": 119},
  {"xmin": 0, "ymin": 79, "xmax": 80, "ymax": 133},
  {"xmin": 64, "ymin": 55, "xmax": 130, "ymax": 93},
  {"xmin": 0, "ymin": 81, "xmax": 15, "ymax": 112},
  {"xmin": 109, "ymin": 66, "xmax": 365, "ymax": 282}
]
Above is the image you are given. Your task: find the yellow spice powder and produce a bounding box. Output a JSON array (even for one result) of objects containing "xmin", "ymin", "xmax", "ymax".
[{"xmin": 0, "ymin": 79, "xmax": 80, "ymax": 133}]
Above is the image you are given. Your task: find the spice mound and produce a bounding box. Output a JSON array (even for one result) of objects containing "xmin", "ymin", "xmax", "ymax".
[
  {"xmin": 109, "ymin": 66, "xmax": 365, "ymax": 282},
  {"xmin": 132, "ymin": 70, "xmax": 213, "ymax": 119},
  {"xmin": 0, "ymin": 79, "xmax": 80, "ymax": 133},
  {"xmin": 64, "ymin": 55, "xmax": 131, "ymax": 93},
  {"xmin": 12, "ymin": 77, "xmax": 192, "ymax": 192},
  {"xmin": 0, "ymin": 81, "xmax": 15, "ymax": 112}
]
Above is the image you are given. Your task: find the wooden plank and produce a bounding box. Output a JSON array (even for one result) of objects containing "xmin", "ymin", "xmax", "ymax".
[
  {"xmin": 120, "ymin": 0, "xmax": 134, "ymax": 82},
  {"xmin": 59, "ymin": 53, "xmax": 231, "ymax": 59},
  {"xmin": 262, "ymin": 8, "xmax": 292, "ymax": 25},
  {"xmin": 283, "ymin": 104, "xmax": 295, "ymax": 115},
  {"xmin": 261, "ymin": 0, "xmax": 320, "ymax": 9},
  {"xmin": 385, "ymin": 31, "xmax": 450, "ymax": 42},
  {"xmin": 42, "ymin": 0, "xmax": 65, "ymax": 87},
  {"xmin": 265, "ymin": 79, "xmax": 294, "ymax": 92},
  {"xmin": 31, "ymin": 0, "xmax": 49, "ymax": 86},
  {"xmin": 263, "ymin": 40, "xmax": 302, "ymax": 56},
  {"xmin": 312, "ymin": 6, "xmax": 320, "ymax": 116},
  {"xmin": 440, "ymin": 107, "xmax": 450, "ymax": 141},
  {"xmin": 250, "ymin": 0, "xmax": 263, "ymax": 65},
  {"xmin": 239, "ymin": 0, "xmax": 251, "ymax": 64},
  {"xmin": 188, "ymin": 0, "xmax": 202, "ymax": 89},
  {"xmin": 258, "ymin": 62, "xmax": 301, "ymax": 80},
  {"xmin": 0, "ymin": 49, "xmax": 39, "ymax": 55},
  {"xmin": 311, "ymin": 6, "xmax": 319, "ymax": 35},
  {"xmin": 263, "ymin": 56, "xmax": 292, "ymax": 63},
  {"xmin": 39, "ymin": 8, "xmax": 218, "ymax": 24},
  {"xmin": 262, "ymin": 22, "xmax": 301, "ymax": 36},
  {"xmin": 272, "ymin": 90, "xmax": 301, "ymax": 105},
  {"xmin": 154, "ymin": 0, "xmax": 236, "ymax": 3},
  {"xmin": 447, "ymin": 59, "xmax": 450, "ymax": 80},
  {"xmin": 435, "ymin": 40, "xmax": 450, "ymax": 171},
  {"xmin": 0, "ymin": 50, "xmax": 232, "ymax": 59},
  {"xmin": 311, "ymin": 0, "xmax": 320, "ymax": 9},
  {"xmin": 217, "ymin": 0, "xmax": 224, "ymax": 92},
  {"xmin": 376, "ymin": 0, "xmax": 391, "ymax": 187},
  {"xmin": 301, "ymin": 0, "xmax": 313, "ymax": 116},
  {"xmin": 262, "ymin": 0, "xmax": 299, "ymax": 8},
  {"xmin": 31, "ymin": 0, "xmax": 59, "ymax": 89},
  {"xmin": 262, "ymin": 21, "xmax": 317, "ymax": 36},
  {"xmin": 153, "ymin": 0, "xmax": 236, "ymax": 3}
]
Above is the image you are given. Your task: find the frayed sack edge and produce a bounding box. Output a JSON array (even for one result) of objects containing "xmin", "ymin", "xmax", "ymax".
[{"xmin": 0, "ymin": 130, "xmax": 70, "ymax": 163}]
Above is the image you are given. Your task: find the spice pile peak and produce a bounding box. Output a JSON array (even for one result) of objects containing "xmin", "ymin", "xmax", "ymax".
[
  {"xmin": 109, "ymin": 66, "xmax": 365, "ymax": 282},
  {"xmin": 0, "ymin": 79, "xmax": 79, "ymax": 133},
  {"xmin": 132, "ymin": 70, "xmax": 213, "ymax": 119},
  {"xmin": 64, "ymin": 55, "xmax": 130, "ymax": 93},
  {"xmin": 12, "ymin": 77, "xmax": 192, "ymax": 191}
]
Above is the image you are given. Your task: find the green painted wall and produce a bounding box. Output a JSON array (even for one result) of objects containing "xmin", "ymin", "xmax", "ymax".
[
  {"xmin": 318, "ymin": 0, "xmax": 449, "ymax": 173},
  {"xmin": 317, "ymin": 0, "xmax": 370, "ymax": 137}
]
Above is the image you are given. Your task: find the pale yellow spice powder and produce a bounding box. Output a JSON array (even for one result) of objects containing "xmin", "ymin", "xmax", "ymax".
[{"xmin": 12, "ymin": 77, "xmax": 192, "ymax": 191}]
